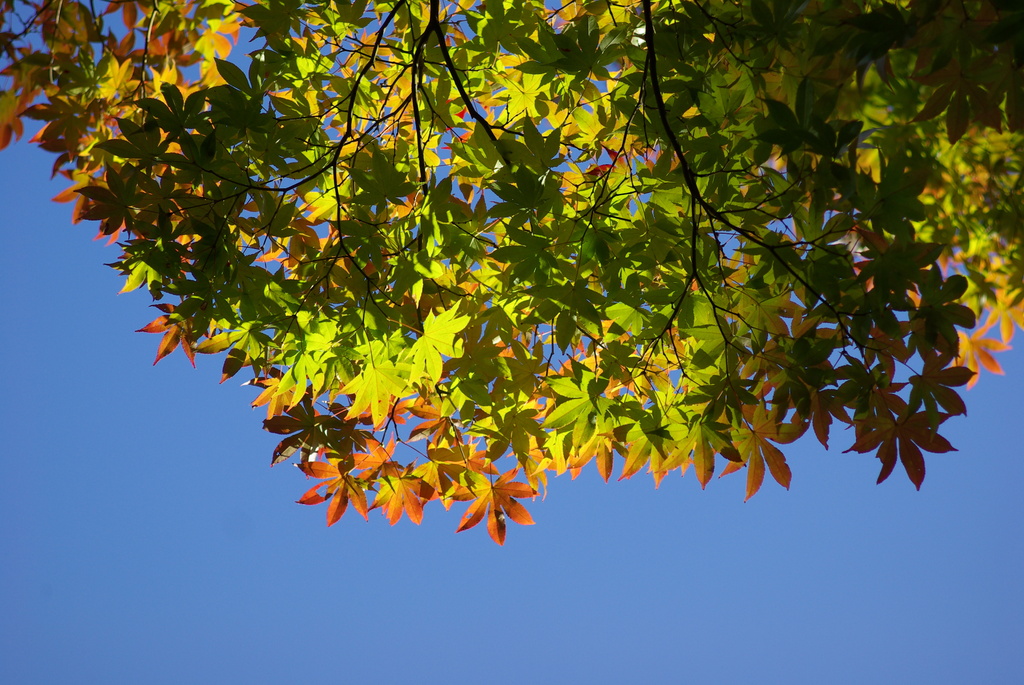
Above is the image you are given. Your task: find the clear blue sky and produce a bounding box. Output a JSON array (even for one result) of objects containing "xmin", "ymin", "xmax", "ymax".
[{"xmin": 1, "ymin": 137, "xmax": 1022, "ymax": 684}]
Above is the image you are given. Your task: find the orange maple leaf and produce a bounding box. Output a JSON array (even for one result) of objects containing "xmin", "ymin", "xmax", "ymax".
[
  {"xmin": 135, "ymin": 304, "xmax": 195, "ymax": 367},
  {"xmin": 721, "ymin": 405, "xmax": 803, "ymax": 500},
  {"xmin": 455, "ymin": 468, "xmax": 535, "ymax": 545},
  {"xmin": 295, "ymin": 460, "xmax": 369, "ymax": 525},
  {"xmin": 958, "ymin": 324, "xmax": 1011, "ymax": 388},
  {"xmin": 371, "ymin": 467, "xmax": 429, "ymax": 525}
]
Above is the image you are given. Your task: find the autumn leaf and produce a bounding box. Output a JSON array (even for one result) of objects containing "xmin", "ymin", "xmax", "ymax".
[
  {"xmin": 958, "ymin": 325, "xmax": 1011, "ymax": 388},
  {"xmin": 455, "ymin": 469, "xmax": 536, "ymax": 545},
  {"xmin": 296, "ymin": 459, "xmax": 369, "ymax": 525},
  {"xmin": 845, "ymin": 412, "xmax": 956, "ymax": 490},
  {"xmin": 135, "ymin": 305, "xmax": 195, "ymax": 367}
]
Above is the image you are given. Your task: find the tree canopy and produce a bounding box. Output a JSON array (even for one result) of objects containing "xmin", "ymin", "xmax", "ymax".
[{"xmin": 2, "ymin": 0, "xmax": 1022, "ymax": 543}]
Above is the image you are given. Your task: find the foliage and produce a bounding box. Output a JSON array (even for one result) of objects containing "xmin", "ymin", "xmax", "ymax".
[{"xmin": 2, "ymin": 0, "xmax": 1022, "ymax": 543}]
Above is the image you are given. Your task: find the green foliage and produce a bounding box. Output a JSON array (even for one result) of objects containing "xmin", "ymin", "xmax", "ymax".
[{"xmin": 2, "ymin": 0, "xmax": 1022, "ymax": 542}]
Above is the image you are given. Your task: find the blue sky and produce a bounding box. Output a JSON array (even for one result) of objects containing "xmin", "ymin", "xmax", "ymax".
[{"xmin": 1, "ymin": 136, "xmax": 1022, "ymax": 684}]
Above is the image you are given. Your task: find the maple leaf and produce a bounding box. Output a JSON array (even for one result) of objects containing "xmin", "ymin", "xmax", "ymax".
[
  {"xmin": 907, "ymin": 351, "xmax": 973, "ymax": 422},
  {"xmin": 455, "ymin": 469, "xmax": 536, "ymax": 545},
  {"xmin": 296, "ymin": 459, "xmax": 369, "ymax": 526},
  {"xmin": 352, "ymin": 438, "xmax": 393, "ymax": 479},
  {"xmin": 412, "ymin": 445, "xmax": 476, "ymax": 509},
  {"xmin": 135, "ymin": 304, "xmax": 195, "ymax": 367},
  {"xmin": 958, "ymin": 326, "xmax": 1011, "ymax": 388},
  {"xmin": 721, "ymin": 405, "xmax": 804, "ymax": 500},
  {"xmin": 981, "ymin": 291, "xmax": 1024, "ymax": 344},
  {"xmin": 845, "ymin": 412, "xmax": 956, "ymax": 489},
  {"xmin": 342, "ymin": 361, "xmax": 409, "ymax": 429},
  {"xmin": 804, "ymin": 389, "xmax": 852, "ymax": 450},
  {"xmin": 250, "ymin": 375, "xmax": 292, "ymax": 420},
  {"xmin": 371, "ymin": 470, "xmax": 428, "ymax": 525},
  {"xmin": 406, "ymin": 399, "xmax": 465, "ymax": 446},
  {"xmin": 412, "ymin": 307, "xmax": 469, "ymax": 385}
]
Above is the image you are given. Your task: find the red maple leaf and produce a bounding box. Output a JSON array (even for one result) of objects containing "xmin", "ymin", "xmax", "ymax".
[{"xmin": 845, "ymin": 411, "xmax": 956, "ymax": 489}]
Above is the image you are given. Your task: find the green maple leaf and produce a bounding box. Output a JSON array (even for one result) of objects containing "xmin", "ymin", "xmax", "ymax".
[
  {"xmin": 412, "ymin": 307, "xmax": 469, "ymax": 385},
  {"xmin": 342, "ymin": 362, "xmax": 409, "ymax": 428}
]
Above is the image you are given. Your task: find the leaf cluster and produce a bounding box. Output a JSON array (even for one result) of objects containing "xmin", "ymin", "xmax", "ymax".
[{"xmin": 2, "ymin": 0, "xmax": 1022, "ymax": 542}]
